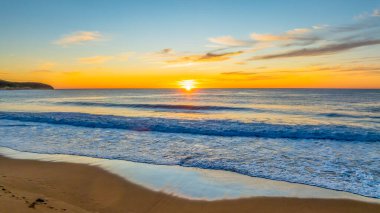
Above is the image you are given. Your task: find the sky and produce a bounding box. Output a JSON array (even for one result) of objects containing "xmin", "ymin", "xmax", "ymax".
[{"xmin": 0, "ymin": 0, "xmax": 380, "ymax": 89}]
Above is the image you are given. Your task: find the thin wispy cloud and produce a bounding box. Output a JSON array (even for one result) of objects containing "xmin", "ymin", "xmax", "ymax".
[
  {"xmin": 157, "ymin": 48, "xmax": 175, "ymax": 55},
  {"xmin": 340, "ymin": 67, "xmax": 380, "ymax": 75},
  {"xmin": 209, "ymin": 36, "xmax": 252, "ymax": 47},
  {"xmin": 334, "ymin": 10, "xmax": 380, "ymax": 32},
  {"xmin": 250, "ymin": 33, "xmax": 288, "ymax": 42},
  {"xmin": 250, "ymin": 39, "xmax": 380, "ymax": 60},
  {"xmin": 218, "ymin": 71, "xmax": 277, "ymax": 81},
  {"xmin": 144, "ymin": 48, "xmax": 244, "ymax": 65},
  {"xmin": 251, "ymin": 28, "xmax": 311, "ymax": 42},
  {"xmin": 166, "ymin": 51, "xmax": 244, "ymax": 64},
  {"xmin": 141, "ymin": 48, "xmax": 177, "ymax": 63},
  {"xmin": 373, "ymin": 9, "xmax": 380, "ymax": 17},
  {"xmin": 214, "ymin": 65, "xmax": 380, "ymax": 84},
  {"xmin": 312, "ymin": 25, "xmax": 329, "ymax": 30},
  {"xmin": 54, "ymin": 31, "xmax": 103, "ymax": 46},
  {"xmin": 312, "ymin": 65, "xmax": 380, "ymax": 75},
  {"xmin": 249, "ymin": 27, "xmax": 324, "ymax": 48}
]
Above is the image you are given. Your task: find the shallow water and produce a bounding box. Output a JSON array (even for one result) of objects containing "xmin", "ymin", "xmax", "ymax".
[
  {"xmin": 0, "ymin": 89, "xmax": 379, "ymax": 198},
  {"xmin": 2, "ymin": 147, "xmax": 379, "ymax": 203}
]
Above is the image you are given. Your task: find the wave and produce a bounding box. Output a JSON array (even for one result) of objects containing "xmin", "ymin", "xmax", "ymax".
[
  {"xmin": 57, "ymin": 101, "xmax": 249, "ymax": 111},
  {"xmin": 319, "ymin": 112, "xmax": 380, "ymax": 119},
  {"xmin": 53, "ymin": 102, "xmax": 380, "ymax": 119},
  {"xmin": 364, "ymin": 106, "xmax": 380, "ymax": 113},
  {"xmin": 0, "ymin": 111, "xmax": 379, "ymax": 142}
]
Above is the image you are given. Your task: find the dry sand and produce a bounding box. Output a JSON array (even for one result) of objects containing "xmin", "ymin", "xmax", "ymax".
[{"xmin": 0, "ymin": 156, "xmax": 379, "ymax": 213}]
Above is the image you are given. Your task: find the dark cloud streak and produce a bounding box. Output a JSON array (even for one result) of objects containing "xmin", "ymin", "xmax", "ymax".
[
  {"xmin": 167, "ymin": 51, "xmax": 244, "ymax": 63},
  {"xmin": 250, "ymin": 39, "xmax": 380, "ymax": 60}
]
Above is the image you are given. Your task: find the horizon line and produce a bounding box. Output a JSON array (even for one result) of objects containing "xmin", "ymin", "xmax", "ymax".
[{"xmin": 53, "ymin": 87, "xmax": 380, "ymax": 90}]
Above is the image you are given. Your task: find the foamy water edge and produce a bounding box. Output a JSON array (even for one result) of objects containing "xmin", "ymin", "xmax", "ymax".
[{"xmin": 1, "ymin": 147, "xmax": 378, "ymax": 203}]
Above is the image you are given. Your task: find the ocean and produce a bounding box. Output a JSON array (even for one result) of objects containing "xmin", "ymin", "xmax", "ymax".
[{"xmin": 0, "ymin": 89, "xmax": 379, "ymax": 198}]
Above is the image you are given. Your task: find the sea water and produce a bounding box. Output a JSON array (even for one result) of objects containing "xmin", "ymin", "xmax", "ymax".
[{"xmin": 0, "ymin": 89, "xmax": 379, "ymax": 198}]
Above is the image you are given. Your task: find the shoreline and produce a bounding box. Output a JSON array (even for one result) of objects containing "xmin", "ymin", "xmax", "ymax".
[
  {"xmin": 1, "ymin": 156, "xmax": 379, "ymax": 213},
  {"xmin": 1, "ymin": 147, "xmax": 378, "ymax": 202},
  {"xmin": 0, "ymin": 148, "xmax": 379, "ymax": 212}
]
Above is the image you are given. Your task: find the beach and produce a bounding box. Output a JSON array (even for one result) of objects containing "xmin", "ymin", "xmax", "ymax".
[{"xmin": 1, "ymin": 155, "xmax": 379, "ymax": 213}]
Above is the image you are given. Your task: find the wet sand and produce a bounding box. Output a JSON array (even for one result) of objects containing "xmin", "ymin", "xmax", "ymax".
[{"xmin": 0, "ymin": 156, "xmax": 379, "ymax": 213}]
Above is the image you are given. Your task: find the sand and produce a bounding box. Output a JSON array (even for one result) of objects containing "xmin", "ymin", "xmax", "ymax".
[{"xmin": 0, "ymin": 156, "xmax": 379, "ymax": 213}]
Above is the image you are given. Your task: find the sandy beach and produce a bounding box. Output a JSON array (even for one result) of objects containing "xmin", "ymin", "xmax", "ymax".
[{"xmin": 0, "ymin": 156, "xmax": 379, "ymax": 213}]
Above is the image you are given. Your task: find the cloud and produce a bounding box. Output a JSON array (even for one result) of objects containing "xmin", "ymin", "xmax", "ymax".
[
  {"xmin": 54, "ymin": 31, "xmax": 103, "ymax": 46},
  {"xmin": 167, "ymin": 51, "xmax": 244, "ymax": 64},
  {"xmin": 206, "ymin": 11, "xmax": 379, "ymax": 64},
  {"xmin": 357, "ymin": 8, "xmax": 380, "ymax": 19},
  {"xmin": 207, "ymin": 28, "xmax": 316, "ymax": 51},
  {"xmin": 250, "ymin": 28, "xmax": 314, "ymax": 42},
  {"xmin": 207, "ymin": 27, "xmax": 319, "ymax": 54},
  {"xmin": 141, "ymin": 48, "xmax": 177, "ymax": 63},
  {"xmin": 208, "ymin": 36, "xmax": 252, "ymax": 47},
  {"xmin": 312, "ymin": 25, "xmax": 328, "ymax": 30},
  {"xmin": 250, "ymin": 39, "xmax": 380, "ymax": 60},
  {"xmin": 247, "ymin": 27, "xmax": 324, "ymax": 49},
  {"xmin": 157, "ymin": 8, "xmax": 380, "ymax": 66},
  {"xmin": 217, "ymin": 66, "xmax": 380, "ymax": 83},
  {"xmin": 373, "ymin": 9, "xmax": 380, "ymax": 17},
  {"xmin": 158, "ymin": 48, "xmax": 175, "ymax": 55},
  {"xmin": 250, "ymin": 33, "xmax": 287, "ymax": 42},
  {"xmin": 313, "ymin": 65, "xmax": 380, "ymax": 75},
  {"xmin": 335, "ymin": 12, "xmax": 380, "ymax": 32},
  {"xmin": 79, "ymin": 55, "xmax": 113, "ymax": 64},
  {"xmin": 218, "ymin": 71, "xmax": 277, "ymax": 81}
]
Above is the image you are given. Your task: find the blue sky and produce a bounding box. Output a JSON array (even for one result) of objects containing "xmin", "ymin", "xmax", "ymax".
[{"xmin": 1, "ymin": 0, "xmax": 379, "ymax": 52}]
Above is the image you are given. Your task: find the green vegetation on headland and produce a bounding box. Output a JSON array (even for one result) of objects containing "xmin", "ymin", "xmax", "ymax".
[{"xmin": 0, "ymin": 80, "xmax": 54, "ymax": 90}]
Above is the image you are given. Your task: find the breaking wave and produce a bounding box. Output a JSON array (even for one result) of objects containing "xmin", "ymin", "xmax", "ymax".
[
  {"xmin": 57, "ymin": 101, "xmax": 249, "ymax": 111},
  {"xmin": 0, "ymin": 111, "xmax": 379, "ymax": 142}
]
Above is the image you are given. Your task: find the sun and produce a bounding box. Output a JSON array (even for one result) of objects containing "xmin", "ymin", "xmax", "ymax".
[{"xmin": 178, "ymin": 80, "xmax": 197, "ymax": 91}]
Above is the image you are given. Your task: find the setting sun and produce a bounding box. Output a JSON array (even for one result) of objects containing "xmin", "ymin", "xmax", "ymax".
[{"xmin": 179, "ymin": 80, "xmax": 197, "ymax": 91}]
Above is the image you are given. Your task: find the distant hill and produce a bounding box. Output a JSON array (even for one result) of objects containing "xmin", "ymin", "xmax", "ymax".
[{"xmin": 0, "ymin": 80, "xmax": 54, "ymax": 90}]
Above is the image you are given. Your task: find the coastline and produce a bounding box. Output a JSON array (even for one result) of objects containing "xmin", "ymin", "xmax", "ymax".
[{"xmin": 0, "ymin": 148, "xmax": 379, "ymax": 213}]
